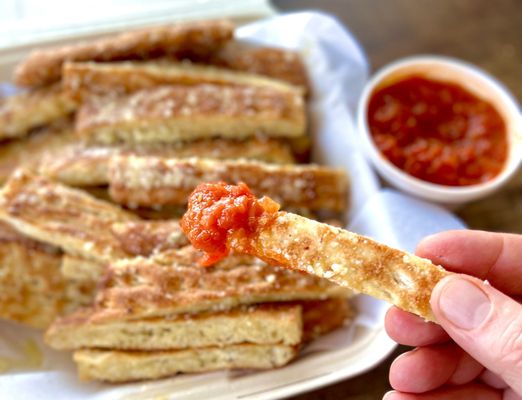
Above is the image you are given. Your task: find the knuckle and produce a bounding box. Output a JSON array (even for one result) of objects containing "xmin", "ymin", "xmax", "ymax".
[{"xmin": 496, "ymin": 320, "xmax": 522, "ymax": 369}]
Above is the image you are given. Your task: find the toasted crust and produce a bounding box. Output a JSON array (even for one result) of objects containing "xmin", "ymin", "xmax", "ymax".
[
  {"xmin": 75, "ymin": 84, "xmax": 306, "ymax": 144},
  {"xmin": 60, "ymin": 220, "xmax": 188, "ymax": 281},
  {"xmin": 61, "ymin": 255, "xmax": 104, "ymax": 282},
  {"xmin": 93, "ymin": 246, "xmax": 350, "ymax": 321},
  {"xmin": 63, "ymin": 61, "xmax": 302, "ymax": 101},
  {"xmin": 74, "ymin": 344, "xmax": 297, "ymax": 382},
  {"xmin": 36, "ymin": 144, "xmax": 115, "ymax": 187},
  {"xmin": 0, "ymin": 171, "xmax": 137, "ymax": 263},
  {"xmin": 45, "ymin": 303, "xmax": 302, "ymax": 351},
  {"xmin": 0, "ymin": 119, "xmax": 77, "ymax": 184},
  {"xmin": 14, "ymin": 20, "xmax": 234, "ymax": 88},
  {"xmin": 301, "ymin": 298, "xmax": 354, "ymax": 342},
  {"xmin": 209, "ymin": 42, "xmax": 309, "ymax": 92},
  {"xmin": 108, "ymin": 156, "xmax": 348, "ymax": 211},
  {"xmin": 38, "ymin": 137, "xmax": 295, "ymax": 187},
  {"xmin": 228, "ymin": 212, "xmax": 450, "ymax": 321},
  {"xmin": 0, "ymin": 84, "xmax": 77, "ymax": 140},
  {"xmin": 0, "ymin": 222, "xmax": 95, "ymax": 329},
  {"xmin": 110, "ymin": 220, "xmax": 188, "ymax": 257}
]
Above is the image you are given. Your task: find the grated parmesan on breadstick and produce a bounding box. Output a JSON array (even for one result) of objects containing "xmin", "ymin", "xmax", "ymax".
[
  {"xmin": 76, "ymin": 84, "xmax": 306, "ymax": 144},
  {"xmin": 63, "ymin": 61, "xmax": 303, "ymax": 101},
  {"xmin": 38, "ymin": 136, "xmax": 295, "ymax": 187},
  {"xmin": 108, "ymin": 156, "xmax": 348, "ymax": 212}
]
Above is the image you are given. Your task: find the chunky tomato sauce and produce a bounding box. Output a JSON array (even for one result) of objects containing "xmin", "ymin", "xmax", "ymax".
[
  {"xmin": 368, "ymin": 75, "xmax": 508, "ymax": 186},
  {"xmin": 180, "ymin": 182, "xmax": 279, "ymax": 266}
]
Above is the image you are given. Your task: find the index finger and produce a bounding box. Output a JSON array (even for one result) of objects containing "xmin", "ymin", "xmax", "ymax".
[{"xmin": 416, "ymin": 230, "xmax": 522, "ymax": 295}]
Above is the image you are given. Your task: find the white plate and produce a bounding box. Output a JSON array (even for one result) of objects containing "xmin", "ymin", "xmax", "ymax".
[{"xmin": 0, "ymin": 11, "xmax": 466, "ymax": 400}]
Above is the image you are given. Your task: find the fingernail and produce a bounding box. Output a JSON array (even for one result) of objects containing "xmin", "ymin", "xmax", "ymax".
[
  {"xmin": 438, "ymin": 277, "xmax": 491, "ymax": 330},
  {"xmin": 383, "ymin": 391, "xmax": 397, "ymax": 400}
]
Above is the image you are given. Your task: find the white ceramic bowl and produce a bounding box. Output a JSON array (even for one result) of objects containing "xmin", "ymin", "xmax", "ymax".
[{"xmin": 357, "ymin": 55, "xmax": 522, "ymax": 205}]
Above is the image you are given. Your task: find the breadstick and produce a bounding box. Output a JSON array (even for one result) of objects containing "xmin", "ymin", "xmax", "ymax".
[{"xmin": 14, "ymin": 20, "xmax": 234, "ymax": 87}]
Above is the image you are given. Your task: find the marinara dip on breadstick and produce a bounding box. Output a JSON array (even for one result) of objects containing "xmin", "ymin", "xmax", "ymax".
[{"xmin": 181, "ymin": 181, "xmax": 450, "ymax": 321}]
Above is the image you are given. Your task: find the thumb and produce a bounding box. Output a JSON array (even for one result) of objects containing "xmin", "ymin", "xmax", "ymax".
[{"xmin": 431, "ymin": 274, "xmax": 522, "ymax": 394}]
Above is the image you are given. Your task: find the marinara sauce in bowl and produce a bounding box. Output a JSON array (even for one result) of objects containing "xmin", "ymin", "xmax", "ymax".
[{"xmin": 358, "ymin": 56, "xmax": 522, "ymax": 204}]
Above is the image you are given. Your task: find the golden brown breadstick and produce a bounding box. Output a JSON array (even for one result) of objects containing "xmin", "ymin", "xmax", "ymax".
[
  {"xmin": 108, "ymin": 156, "xmax": 347, "ymax": 212},
  {"xmin": 0, "ymin": 170, "xmax": 137, "ymax": 263},
  {"xmin": 38, "ymin": 136, "xmax": 295, "ymax": 187},
  {"xmin": 45, "ymin": 303, "xmax": 303, "ymax": 351},
  {"xmin": 75, "ymin": 84, "xmax": 306, "ymax": 144},
  {"xmin": 73, "ymin": 344, "xmax": 297, "ymax": 382},
  {"xmin": 63, "ymin": 61, "xmax": 302, "ymax": 100},
  {"xmin": 210, "ymin": 42, "xmax": 309, "ymax": 92},
  {"xmin": 0, "ymin": 84, "xmax": 76, "ymax": 140},
  {"xmin": 14, "ymin": 20, "xmax": 234, "ymax": 87}
]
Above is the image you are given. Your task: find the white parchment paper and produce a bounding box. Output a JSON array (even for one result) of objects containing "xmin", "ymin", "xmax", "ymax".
[{"xmin": 0, "ymin": 11, "xmax": 466, "ymax": 400}]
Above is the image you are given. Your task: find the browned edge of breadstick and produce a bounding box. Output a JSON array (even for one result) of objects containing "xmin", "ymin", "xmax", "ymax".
[
  {"xmin": 108, "ymin": 156, "xmax": 348, "ymax": 212},
  {"xmin": 63, "ymin": 61, "xmax": 303, "ymax": 101},
  {"xmin": 14, "ymin": 19, "xmax": 234, "ymax": 87}
]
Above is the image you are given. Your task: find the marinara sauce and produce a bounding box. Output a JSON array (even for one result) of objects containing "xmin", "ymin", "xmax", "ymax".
[
  {"xmin": 368, "ymin": 75, "xmax": 508, "ymax": 186},
  {"xmin": 180, "ymin": 182, "xmax": 279, "ymax": 266}
]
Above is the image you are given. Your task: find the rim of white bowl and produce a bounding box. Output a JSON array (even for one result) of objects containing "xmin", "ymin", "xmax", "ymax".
[{"xmin": 357, "ymin": 55, "xmax": 522, "ymax": 203}]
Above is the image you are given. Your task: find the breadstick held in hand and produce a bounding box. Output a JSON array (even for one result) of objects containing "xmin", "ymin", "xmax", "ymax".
[{"xmin": 181, "ymin": 182, "xmax": 450, "ymax": 322}]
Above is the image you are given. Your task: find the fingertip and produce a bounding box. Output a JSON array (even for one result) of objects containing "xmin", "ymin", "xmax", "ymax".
[
  {"xmin": 415, "ymin": 230, "xmax": 460, "ymax": 258},
  {"xmin": 430, "ymin": 274, "xmax": 491, "ymax": 331},
  {"xmin": 389, "ymin": 349, "xmax": 419, "ymax": 391},
  {"xmin": 384, "ymin": 384, "xmax": 502, "ymax": 400},
  {"xmin": 417, "ymin": 230, "xmax": 522, "ymax": 295},
  {"xmin": 429, "ymin": 274, "xmax": 455, "ymax": 314},
  {"xmin": 386, "ymin": 306, "xmax": 449, "ymax": 346},
  {"xmin": 389, "ymin": 345, "xmax": 460, "ymax": 392}
]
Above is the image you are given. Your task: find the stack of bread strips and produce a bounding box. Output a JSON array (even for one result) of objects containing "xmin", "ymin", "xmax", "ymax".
[
  {"xmin": 0, "ymin": 18, "xmax": 308, "ymax": 186},
  {"xmin": 0, "ymin": 171, "xmax": 192, "ymax": 327},
  {"xmin": 0, "ymin": 18, "xmax": 356, "ymax": 383},
  {"xmin": 68, "ymin": 299, "xmax": 353, "ymax": 383},
  {"xmin": 45, "ymin": 250, "xmax": 352, "ymax": 382},
  {"xmin": 0, "ymin": 171, "xmax": 189, "ymax": 281},
  {"xmin": 0, "ymin": 157, "xmax": 351, "ymax": 382}
]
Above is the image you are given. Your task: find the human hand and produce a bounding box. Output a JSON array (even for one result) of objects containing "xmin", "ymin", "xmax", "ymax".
[{"xmin": 384, "ymin": 230, "xmax": 522, "ymax": 400}]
